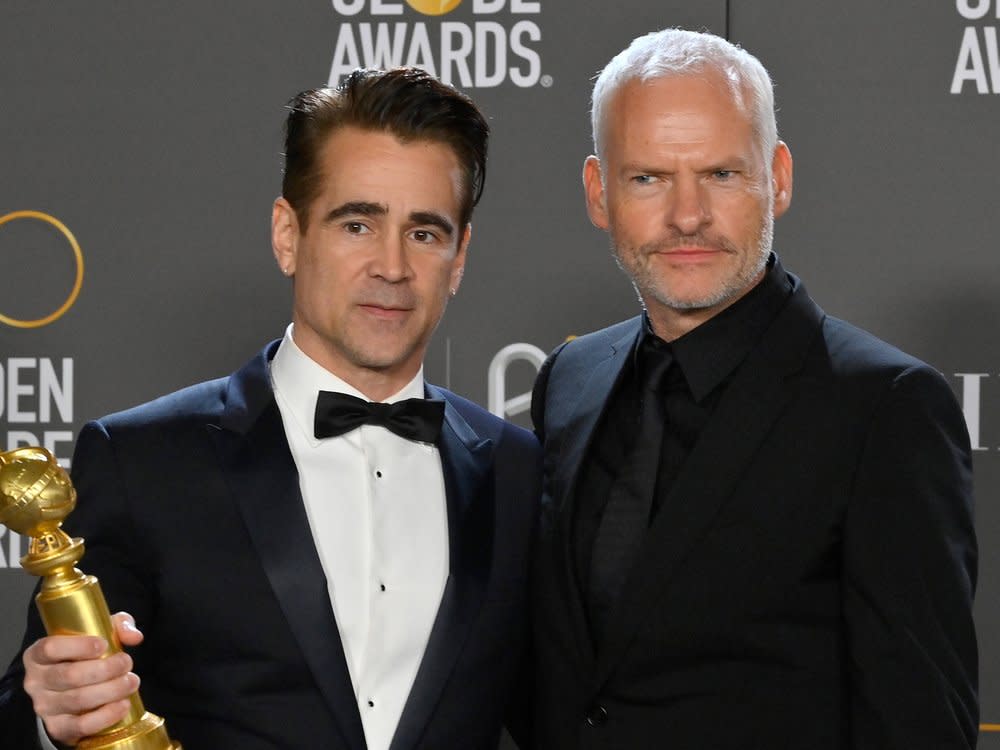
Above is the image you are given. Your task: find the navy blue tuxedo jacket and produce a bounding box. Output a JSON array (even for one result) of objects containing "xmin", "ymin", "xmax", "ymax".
[
  {"xmin": 0, "ymin": 341, "xmax": 541, "ymax": 750},
  {"xmin": 530, "ymin": 269, "xmax": 977, "ymax": 749}
]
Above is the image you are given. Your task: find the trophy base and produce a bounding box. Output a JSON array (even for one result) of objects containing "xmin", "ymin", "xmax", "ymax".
[{"xmin": 76, "ymin": 711, "xmax": 181, "ymax": 750}]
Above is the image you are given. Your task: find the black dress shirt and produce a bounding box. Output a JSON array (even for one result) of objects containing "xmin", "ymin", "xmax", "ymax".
[{"xmin": 573, "ymin": 255, "xmax": 794, "ymax": 616}]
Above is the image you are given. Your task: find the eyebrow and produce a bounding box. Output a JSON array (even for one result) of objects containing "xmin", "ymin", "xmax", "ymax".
[
  {"xmin": 705, "ymin": 156, "xmax": 754, "ymax": 172},
  {"xmin": 322, "ymin": 201, "xmax": 387, "ymax": 223},
  {"xmin": 620, "ymin": 155, "xmax": 755, "ymax": 175},
  {"xmin": 320, "ymin": 203, "xmax": 454, "ymax": 238},
  {"xmin": 409, "ymin": 211, "xmax": 455, "ymax": 238}
]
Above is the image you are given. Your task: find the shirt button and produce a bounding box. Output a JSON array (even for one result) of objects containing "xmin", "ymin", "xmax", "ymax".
[
  {"xmin": 368, "ymin": 700, "xmax": 375, "ymax": 708},
  {"xmin": 379, "ymin": 583, "xmax": 386, "ymax": 592},
  {"xmin": 375, "ymin": 470, "xmax": 383, "ymax": 478},
  {"xmin": 585, "ymin": 704, "xmax": 608, "ymax": 727}
]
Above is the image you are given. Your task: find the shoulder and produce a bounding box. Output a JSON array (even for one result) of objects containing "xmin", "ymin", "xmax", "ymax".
[
  {"xmin": 803, "ymin": 316, "xmax": 965, "ymax": 439},
  {"xmin": 553, "ymin": 317, "xmax": 640, "ymax": 366},
  {"xmin": 430, "ymin": 385, "xmax": 538, "ymax": 452},
  {"xmin": 89, "ymin": 342, "xmax": 276, "ymax": 437},
  {"xmin": 92, "ymin": 375, "xmax": 231, "ymax": 435},
  {"xmin": 757, "ymin": 272, "xmax": 949, "ymax": 399},
  {"xmin": 72, "ymin": 375, "xmax": 234, "ymax": 478},
  {"xmin": 817, "ymin": 316, "xmax": 949, "ymax": 390},
  {"xmin": 537, "ymin": 316, "xmax": 639, "ymax": 389},
  {"xmin": 531, "ymin": 316, "xmax": 639, "ymax": 439}
]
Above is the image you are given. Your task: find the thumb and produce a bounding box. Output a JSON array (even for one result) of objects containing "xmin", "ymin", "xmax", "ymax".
[{"xmin": 111, "ymin": 611, "xmax": 144, "ymax": 647}]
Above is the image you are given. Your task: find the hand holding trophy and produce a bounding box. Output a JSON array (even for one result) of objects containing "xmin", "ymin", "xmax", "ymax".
[{"xmin": 0, "ymin": 446, "xmax": 180, "ymax": 750}]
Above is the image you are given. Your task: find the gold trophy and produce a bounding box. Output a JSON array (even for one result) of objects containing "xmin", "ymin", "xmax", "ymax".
[{"xmin": 0, "ymin": 446, "xmax": 180, "ymax": 750}]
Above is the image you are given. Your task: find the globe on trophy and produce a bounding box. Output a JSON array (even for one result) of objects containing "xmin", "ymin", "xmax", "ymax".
[{"xmin": 0, "ymin": 446, "xmax": 181, "ymax": 750}]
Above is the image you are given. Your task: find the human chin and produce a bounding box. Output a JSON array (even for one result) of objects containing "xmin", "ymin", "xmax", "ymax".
[
  {"xmin": 638, "ymin": 242, "xmax": 770, "ymax": 312},
  {"xmin": 336, "ymin": 315, "xmax": 409, "ymax": 363},
  {"xmin": 643, "ymin": 272, "xmax": 738, "ymax": 311},
  {"xmin": 344, "ymin": 337, "xmax": 417, "ymax": 373}
]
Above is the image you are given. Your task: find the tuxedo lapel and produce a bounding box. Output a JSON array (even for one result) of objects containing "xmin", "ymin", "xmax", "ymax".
[
  {"xmin": 389, "ymin": 386, "xmax": 494, "ymax": 750},
  {"xmin": 546, "ymin": 322, "xmax": 639, "ymax": 671},
  {"xmin": 208, "ymin": 343, "xmax": 367, "ymax": 750},
  {"xmin": 594, "ymin": 286, "xmax": 826, "ymax": 682}
]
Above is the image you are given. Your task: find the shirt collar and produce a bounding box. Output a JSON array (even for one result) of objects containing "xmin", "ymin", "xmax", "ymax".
[
  {"xmin": 639, "ymin": 253, "xmax": 793, "ymax": 403},
  {"xmin": 270, "ymin": 324, "xmax": 426, "ymax": 444}
]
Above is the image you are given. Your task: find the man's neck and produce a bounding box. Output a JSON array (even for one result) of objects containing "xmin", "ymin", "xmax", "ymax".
[
  {"xmin": 646, "ymin": 269, "xmax": 768, "ymax": 342},
  {"xmin": 288, "ymin": 327, "xmax": 422, "ymax": 402}
]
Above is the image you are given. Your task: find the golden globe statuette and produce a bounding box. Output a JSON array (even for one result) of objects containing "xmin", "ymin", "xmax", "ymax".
[{"xmin": 0, "ymin": 446, "xmax": 180, "ymax": 750}]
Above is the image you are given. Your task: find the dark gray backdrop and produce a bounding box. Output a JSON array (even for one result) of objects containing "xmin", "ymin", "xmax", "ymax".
[{"xmin": 2, "ymin": 0, "xmax": 998, "ymax": 742}]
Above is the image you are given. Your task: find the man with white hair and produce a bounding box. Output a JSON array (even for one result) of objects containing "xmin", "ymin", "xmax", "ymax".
[{"xmin": 530, "ymin": 28, "xmax": 977, "ymax": 748}]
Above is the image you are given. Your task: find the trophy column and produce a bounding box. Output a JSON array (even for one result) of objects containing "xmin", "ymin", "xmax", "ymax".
[{"xmin": 0, "ymin": 446, "xmax": 181, "ymax": 750}]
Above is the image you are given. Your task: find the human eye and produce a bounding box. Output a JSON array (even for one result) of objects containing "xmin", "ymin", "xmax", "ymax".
[
  {"xmin": 343, "ymin": 221, "xmax": 371, "ymax": 235},
  {"xmin": 712, "ymin": 169, "xmax": 735, "ymax": 180},
  {"xmin": 631, "ymin": 174, "xmax": 656, "ymax": 185},
  {"xmin": 410, "ymin": 228, "xmax": 440, "ymax": 244}
]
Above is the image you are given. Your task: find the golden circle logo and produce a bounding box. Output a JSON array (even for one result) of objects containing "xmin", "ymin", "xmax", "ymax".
[
  {"xmin": 406, "ymin": 0, "xmax": 463, "ymax": 15},
  {"xmin": 0, "ymin": 211, "xmax": 84, "ymax": 329}
]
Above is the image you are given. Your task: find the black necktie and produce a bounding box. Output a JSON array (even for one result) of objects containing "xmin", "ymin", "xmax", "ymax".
[
  {"xmin": 587, "ymin": 343, "xmax": 673, "ymax": 645},
  {"xmin": 314, "ymin": 391, "xmax": 445, "ymax": 443}
]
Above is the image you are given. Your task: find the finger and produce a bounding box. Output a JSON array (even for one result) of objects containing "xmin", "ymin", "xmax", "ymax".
[
  {"xmin": 43, "ymin": 671, "xmax": 140, "ymax": 716},
  {"xmin": 43, "ymin": 696, "xmax": 134, "ymax": 746},
  {"xmin": 111, "ymin": 612, "xmax": 144, "ymax": 646},
  {"xmin": 25, "ymin": 635, "xmax": 108, "ymax": 666},
  {"xmin": 29, "ymin": 651, "xmax": 133, "ymax": 693}
]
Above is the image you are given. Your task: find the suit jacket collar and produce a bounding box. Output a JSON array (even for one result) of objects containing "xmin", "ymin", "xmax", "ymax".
[{"xmin": 210, "ymin": 344, "xmax": 496, "ymax": 750}]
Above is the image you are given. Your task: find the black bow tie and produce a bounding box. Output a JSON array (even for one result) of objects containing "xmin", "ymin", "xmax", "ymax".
[{"xmin": 314, "ymin": 391, "xmax": 445, "ymax": 443}]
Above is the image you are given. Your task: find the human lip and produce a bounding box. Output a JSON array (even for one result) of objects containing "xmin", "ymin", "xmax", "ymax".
[
  {"xmin": 654, "ymin": 246, "xmax": 724, "ymax": 261},
  {"xmin": 358, "ymin": 303, "xmax": 413, "ymax": 319}
]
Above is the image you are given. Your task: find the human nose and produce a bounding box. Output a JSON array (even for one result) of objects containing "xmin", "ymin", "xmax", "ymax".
[
  {"xmin": 667, "ymin": 177, "xmax": 711, "ymax": 235},
  {"xmin": 369, "ymin": 233, "xmax": 411, "ymax": 282}
]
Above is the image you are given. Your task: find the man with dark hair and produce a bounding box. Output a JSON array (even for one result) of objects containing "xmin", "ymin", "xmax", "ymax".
[
  {"xmin": 282, "ymin": 69, "xmax": 487, "ymax": 231},
  {"xmin": 530, "ymin": 28, "xmax": 977, "ymax": 748},
  {"xmin": 0, "ymin": 67, "xmax": 539, "ymax": 750}
]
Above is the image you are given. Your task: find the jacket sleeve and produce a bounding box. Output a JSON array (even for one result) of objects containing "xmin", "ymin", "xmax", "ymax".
[
  {"xmin": 843, "ymin": 364, "xmax": 978, "ymax": 748},
  {"xmin": 0, "ymin": 659, "xmax": 43, "ymax": 750},
  {"xmin": 530, "ymin": 341, "xmax": 569, "ymax": 444}
]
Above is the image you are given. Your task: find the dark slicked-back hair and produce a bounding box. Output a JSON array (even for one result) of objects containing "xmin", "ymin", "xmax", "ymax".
[{"xmin": 282, "ymin": 67, "xmax": 489, "ymax": 231}]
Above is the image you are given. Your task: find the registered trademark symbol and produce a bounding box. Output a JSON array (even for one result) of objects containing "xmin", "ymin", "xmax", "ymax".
[{"xmin": 540, "ymin": 74, "xmax": 554, "ymax": 88}]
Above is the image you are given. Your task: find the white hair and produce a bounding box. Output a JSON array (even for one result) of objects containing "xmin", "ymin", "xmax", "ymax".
[{"xmin": 591, "ymin": 28, "xmax": 778, "ymax": 168}]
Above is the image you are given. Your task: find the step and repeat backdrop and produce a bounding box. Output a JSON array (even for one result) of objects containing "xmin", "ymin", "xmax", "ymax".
[{"xmin": 2, "ymin": 0, "xmax": 998, "ymax": 742}]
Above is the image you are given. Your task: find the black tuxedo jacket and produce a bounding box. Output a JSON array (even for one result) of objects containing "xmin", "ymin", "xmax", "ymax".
[
  {"xmin": 530, "ymin": 271, "xmax": 977, "ymax": 749},
  {"xmin": 0, "ymin": 341, "xmax": 541, "ymax": 750}
]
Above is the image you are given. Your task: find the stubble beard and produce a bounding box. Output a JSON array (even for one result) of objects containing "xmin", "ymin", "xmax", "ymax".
[
  {"xmin": 612, "ymin": 200, "xmax": 775, "ymax": 314},
  {"xmin": 341, "ymin": 288, "xmax": 450, "ymax": 375}
]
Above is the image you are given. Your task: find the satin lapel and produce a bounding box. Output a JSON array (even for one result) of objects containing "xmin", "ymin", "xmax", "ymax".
[
  {"xmin": 388, "ymin": 387, "xmax": 494, "ymax": 750},
  {"xmin": 208, "ymin": 345, "xmax": 366, "ymax": 750},
  {"xmin": 548, "ymin": 323, "xmax": 639, "ymax": 672},
  {"xmin": 594, "ymin": 288, "xmax": 825, "ymax": 683}
]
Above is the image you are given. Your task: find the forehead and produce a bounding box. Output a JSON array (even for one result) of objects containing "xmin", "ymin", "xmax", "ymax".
[
  {"xmin": 312, "ymin": 126, "xmax": 463, "ymax": 211},
  {"xmin": 604, "ymin": 73, "xmax": 756, "ymax": 159}
]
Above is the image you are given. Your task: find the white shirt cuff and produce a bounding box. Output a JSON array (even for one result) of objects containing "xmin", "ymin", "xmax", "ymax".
[{"xmin": 36, "ymin": 715, "xmax": 61, "ymax": 750}]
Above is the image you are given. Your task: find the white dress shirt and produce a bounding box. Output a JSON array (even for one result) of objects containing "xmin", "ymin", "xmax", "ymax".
[{"xmin": 270, "ymin": 326, "xmax": 449, "ymax": 750}]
